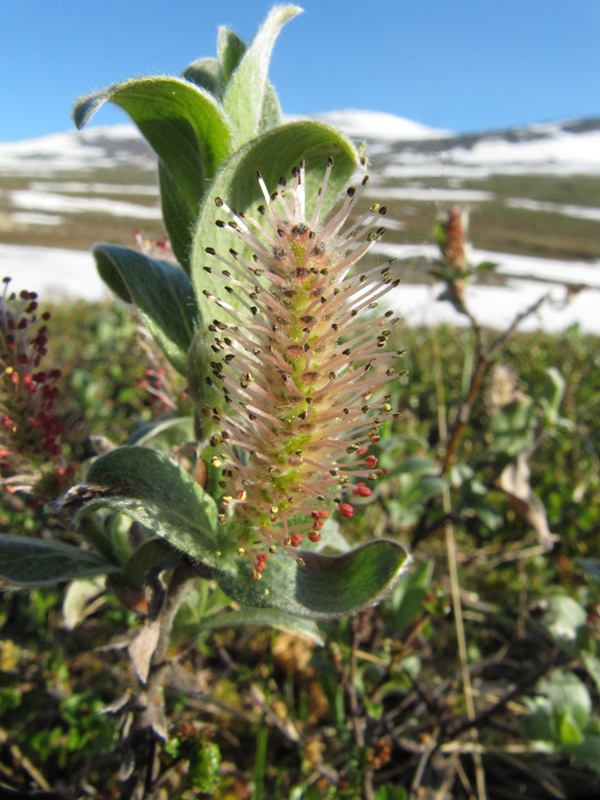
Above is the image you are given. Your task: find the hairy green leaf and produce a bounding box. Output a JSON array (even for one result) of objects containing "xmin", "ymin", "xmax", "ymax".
[
  {"xmin": 199, "ymin": 607, "xmax": 324, "ymax": 645},
  {"xmin": 186, "ymin": 326, "xmax": 222, "ymax": 418},
  {"xmin": 182, "ymin": 56, "xmax": 222, "ymax": 95},
  {"xmin": 157, "ymin": 162, "xmax": 197, "ymax": 271},
  {"xmin": 0, "ymin": 536, "xmax": 117, "ymax": 588},
  {"xmin": 216, "ymin": 27, "xmax": 246, "ymax": 88},
  {"xmin": 93, "ymin": 244, "xmax": 197, "ymax": 375},
  {"xmin": 259, "ymin": 83, "xmax": 283, "ymax": 132},
  {"xmin": 212, "ymin": 539, "xmax": 412, "ymax": 619},
  {"xmin": 223, "ymin": 5, "xmax": 302, "ymax": 146},
  {"xmin": 52, "ymin": 447, "xmax": 224, "ymax": 568},
  {"xmin": 74, "ymin": 76, "xmax": 233, "ymax": 269},
  {"xmin": 388, "ymin": 560, "xmax": 434, "ymax": 629},
  {"xmin": 214, "ymin": 24, "xmax": 283, "ymax": 131}
]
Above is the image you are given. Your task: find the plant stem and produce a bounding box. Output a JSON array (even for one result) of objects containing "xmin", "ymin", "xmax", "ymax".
[
  {"xmin": 445, "ymin": 513, "xmax": 487, "ymax": 800},
  {"xmin": 152, "ymin": 561, "xmax": 197, "ymax": 666},
  {"xmin": 349, "ymin": 615, "xmax": 375, "ymax": 800},
  {"xmin": 442, "ymin": 292, "xmax": 550, "ymax": 476},
  {"xmin": 437, "ymin": 322, "xmax": 487, "ymax": 798}
]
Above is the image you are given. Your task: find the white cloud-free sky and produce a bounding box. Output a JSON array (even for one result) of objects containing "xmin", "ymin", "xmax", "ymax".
[{"xmin": 1, "ymin": 0, "xmax": 599, "ymax": 141}]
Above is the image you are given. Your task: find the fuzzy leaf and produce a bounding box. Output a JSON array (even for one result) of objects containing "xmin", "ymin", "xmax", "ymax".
[
  {"xmin": 212, "ymin": 540, "xmax": 412, "ymax": 619},
  {"xmin": 157, "ymin": 162, "xmax": 197, "ymax": 271},
  {"xmin": 223, "ymin": 5, "xmax": 302, "ymax": 145},
  {"xmin": 73, "ymin": 76, "xmax": 231, "ymax": 209},
  {"xmin": 388, "ymin": 560, "xmax": 434, "ymax": 629},
  {"xmin": 186, "ymin": 326, "xmax": 222, "ymax": 418},
  {"xmin": 51, "ymin": 447, "xmax": 224, "ymax": 568},
  {"xmin": 216, "ymin": 27, "xmax": 246, "ymax": 88},
  {"xmin": 93, "ymin": 244, "xmax": 197, "ymax": 375},
  {"xmin": 74, "ymin": 76, "xmax": 233, "ymax": 270},
  {"xmin": 0, "ymin": 535, "xmax": 117, "ymax": 588},
  {"xmin": 182, "ymin": 40, "xmax": 282, "ymax": 133},
  {"xmin": 182, "ymin": 56, "xmax": 222, "ymax": 95},
  {"xmin": 259, "ymin": 83, "xmax": 284, "ymax": 132},
  {"xmin": 199, "ymin": 607, "xmax": 324, "ymax": 645},
  {"xmin": 191, "ymin": 119, "xmax": 360, "ymax": 325}
]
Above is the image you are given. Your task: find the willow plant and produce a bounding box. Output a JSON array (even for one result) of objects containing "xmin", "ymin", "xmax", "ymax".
[{"xmin": 0, "ymin": 6, "xmax": 411, "ymax": 625}]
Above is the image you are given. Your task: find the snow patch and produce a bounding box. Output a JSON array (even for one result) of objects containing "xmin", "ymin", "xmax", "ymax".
[
  {"xmin": 374, "ymin": 242, "xmax": 600, "ymax": 332},
  {"xmin": 384, "ymin": 281, "xmax": 600, "ymax": 333},
  {"xmin": 364, "ymin": 187, "xmax": 494, "ymax": 202},
  {"xmin": 449, "ymin": 130, "xmax": 600, "ymax": 172},
  {"xmin": 0, "ymin": 125, "xmax": 153, "ymax": 174},
  {"xmin": 376, "ymin": 242, "xmax": 600, "ymax": 290},
  {"xmin": 383, "ymin": 128, "xmax": 600, "ymax": 177},
  {"xmin": 0, "ymin": 244, "xmax": 108, "ymax": 302},
  {"xmin": 29, "ymin": 181, "xmax": 159, "ymax": 196},
  {"xmin": 506, "ymin": 198, "xmax": 600, "ymax": 222},
  {"xmin": 312, "ymin": 109, "xmax": 452, "ymax": 141},
  {"xmin": 3, "ymin": 243, "xmax": 599, "ymax": 334},
  {"xmin": 10, "ymin": 189, "xmax": 162, "ymax": 220},
  {"xmin": 10, "ymin": 211, "xmax": 64, "ymax": 226}
]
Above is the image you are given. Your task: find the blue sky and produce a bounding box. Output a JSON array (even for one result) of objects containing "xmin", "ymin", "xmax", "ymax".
[{"xmin": 1, "ymin": 0, "xmax": 599, "ymax": 141}]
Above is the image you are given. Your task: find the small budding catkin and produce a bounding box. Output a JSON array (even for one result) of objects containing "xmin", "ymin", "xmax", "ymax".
[
  {"xmin": 202, "ymin": 159, "xmax": 404, "ymax": 577},
  {"xmin": 0, "ymin": 278, "xmax": 66, "ymax": 485}
]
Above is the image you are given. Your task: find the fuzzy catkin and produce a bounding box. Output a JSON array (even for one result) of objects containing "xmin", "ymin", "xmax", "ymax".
[{"xmin": 202, "ymin": 160, "xmax": 403, "ymax": 576}]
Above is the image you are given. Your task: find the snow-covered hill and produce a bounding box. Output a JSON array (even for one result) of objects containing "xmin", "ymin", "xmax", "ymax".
[
  {"xmin": 0, "ymin": 125, "xmax": 154, "ymax": 174},
  {"xmin": 313, "ymin": 109, "xmax": 451, "ymax": 141},
  {"xmin": 1, "ymin": 111, "xmax": 599, "ymax": 332},
  {"xmin": 1, "ymin": 112, "xmax": 598, "ymax": 178},
  {"xmin": 377, "ymin": 118, "xmax": 600, "ymax": 178}
]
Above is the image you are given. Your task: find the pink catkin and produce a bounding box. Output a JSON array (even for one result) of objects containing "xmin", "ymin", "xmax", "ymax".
[
  {"xmin": 1, "ymin": 278, "xmax": 66, "ymax": 480},
  {"xmin": 201, "ymin": 161, "xmax": 404, "ymax": 576}
]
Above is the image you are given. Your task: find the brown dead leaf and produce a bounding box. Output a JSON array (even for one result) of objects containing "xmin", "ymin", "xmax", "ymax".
[{"xmin": 497, "ymin": 453, "xmax": 559, "ymax": 551}]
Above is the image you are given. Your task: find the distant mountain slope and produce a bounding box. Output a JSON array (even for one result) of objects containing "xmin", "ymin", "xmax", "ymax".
[
  {"xmin": 0, "ymin": 125, "xmax": 155, "ymax": 175},
  {"xmin": 2, "ymin": 112, "xmax": 599, "ymax": 179},
  {"xmin": 313, "ymin": 109, "xmax": 451, "ymax": 141},
  {"xmin": 370, "ymin": 117, "xmax": 600, "ymax": 179},
  {"xmin": 0, "ymin": 112, "xmax": 599, "ymax": 262}
]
